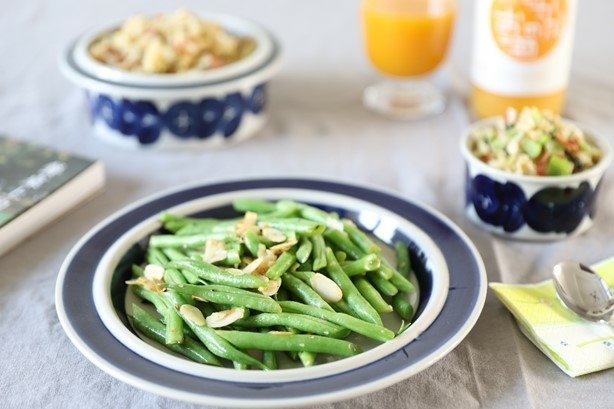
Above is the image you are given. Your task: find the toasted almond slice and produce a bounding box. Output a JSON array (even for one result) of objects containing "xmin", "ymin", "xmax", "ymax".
[
  {"xmin": 204, "ymin": 239, "xmax": 227, "ymax": 263},
  {"xmin": 125, "ymin": 276, "xmax": 165, "ymax": 293},
  {"xmin": 235, "ymin": 211, "xmax": 259, "ymax": 236},
  {"xmin": 144, "ymin": 264, "xmax": 165, "ymax": 281},
  {"xmin": 310, "ymin": 273, "xmax": 343, "ymax": 303},
  {"xmin": 205, "ymin": 307, "xmax": 246, "ymax": 328},
  {"xmin": 258, "ymin": 278, "xmax": 281, "ymax": 296},
  {"xmin": 243, "ymin": 257, "xmax": 264, "ymax": 275},
  {"xmin": 257, "ymin": 243, "xmax": 267, "ymax": 258},
  {"xmin": 268, "ymin": 331, "xmax": 293, "ymax": 335},
  {"xmin": 262, "ymin": 227, "xmax": 286, "ymax": 243},
  {"xmin": 269, "ymin": 239, "xmax": 298, "ymax": 255},
  {"xmin": 224, "ymin": 268, "xmax": 246, "ymax": 276},
  {"xmin": 256, "ymin": 250, "xmax": 278, "ymax": 275},
  {"xmin": 179, "ymin": 304, "xmax": 206, "ymax": 326}
]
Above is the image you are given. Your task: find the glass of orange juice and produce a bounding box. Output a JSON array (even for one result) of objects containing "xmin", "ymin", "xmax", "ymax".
[{"xmin": 362, "ymin": 0, "xmax": 456, "ymax": 119}]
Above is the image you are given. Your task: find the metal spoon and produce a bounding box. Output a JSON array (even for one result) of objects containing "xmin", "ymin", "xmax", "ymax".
[{"xmin": 552, "ymin": 260, "xmax": 614, "ymax": 326}]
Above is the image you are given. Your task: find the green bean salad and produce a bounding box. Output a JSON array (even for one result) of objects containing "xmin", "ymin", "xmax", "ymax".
[
  {"xmin": 127, "ymin": 199, "xmax": 417, "ymax": 370},
  {"xmin": 468, "ymin": 107, "xmax": 602, "ymax": 176}
]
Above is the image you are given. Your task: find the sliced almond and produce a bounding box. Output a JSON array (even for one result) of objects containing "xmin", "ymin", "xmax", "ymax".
[
  {"xmin": 203, "ymin": 239, "xmax": 227, "ymax": 263},
  {"xmin": 256, "ymin": 250, "xmax": 278, "ymax": 275},
  {"xmin": 125, "ymin": 276, "xmax": 165, "ymax": 293},
  {"xmin": 144, "ymin": 264, "xmax": 165, "ymax": 281},
  {"xmin": 205, "ymin": 307, "xmax": 246, "ymax": 328},
  {"xmin": 179, "ymin": 304, "xmax": 206, "ymax": 326},
  {"xmin": 258, "ymin": 278, "xmax": 281, "ymax": 296},
  {"xmin": 224, "ymin": 268, "xmax": 246, "ymax": 276},
  {"xmin": 235, "ymin": 211, "xmax": 258, "ymax": 236},
  {"xmin": 261, "ymin": 227, "xmax": 286, "ymax": 243},
  {"xmin": 268, "ymin": 331, "xmax": 293, "ymax": 335},
  {"xmin": 310, "ymin": 273, "xmax": 343, "ymax": 303},
  {"xmin": 242, "ymin": 257, "xmax": 264, "ymax": 275},
  {"xmin": 257, "ymin": 243, "xmax": 268, "ymax": 258},
  {"xmin": 269, "ymin": 239, "xmax": 298, "ymax": 255}
]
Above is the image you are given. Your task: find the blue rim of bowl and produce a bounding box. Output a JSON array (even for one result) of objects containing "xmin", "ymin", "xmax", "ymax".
[
  {"xmin": 55, "ymin": 178, "xmax": 486, "ymax": 407},
  {"xmin": 62, "ymin": 34, "xmax": 281, "ymax": 90}
]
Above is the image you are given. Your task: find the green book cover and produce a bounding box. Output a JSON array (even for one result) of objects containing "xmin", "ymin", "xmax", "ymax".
[{"xmin": 0, "ymin": 136, "xmax": 95, "ymax": 228}]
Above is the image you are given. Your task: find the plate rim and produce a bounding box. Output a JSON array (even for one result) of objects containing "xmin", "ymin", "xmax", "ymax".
[{"xmin": 55, "ymin": 176, "xmax": 487, "ymax": 408}]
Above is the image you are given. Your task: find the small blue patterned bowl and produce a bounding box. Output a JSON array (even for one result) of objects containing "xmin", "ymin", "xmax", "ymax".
[
  {"xmin": 461, "ymin": 118, "xmax": 612, "ymax": 241},
  {"xmin": 59, "ymin": 13, "xmax": 281, "ymax": 149}
]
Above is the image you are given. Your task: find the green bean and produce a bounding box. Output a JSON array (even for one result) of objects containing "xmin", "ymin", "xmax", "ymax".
[
  {"xmin": 289, "ymin": 269, "xmax": 312, "ymax": 283},
  {"xmin": 381, "ymin": 259, "xmax": 416, "ymax": 293},
  {"xmin": 170, "ymin": 259, "xmax": 268, "ymax": 288},
  {"xmin": 258, "ymin": 218, "xmax": 325, "ymax": 236},
  {"xmin": 342, "ymin": 254, "xmax": 381, "ymax": 277},
  {"xmin": 368, "ymin": 272, "xmax": 398, "ymax": 297},
  {"xmin": 243, "ymin": 229, "xmax": 261, "ymax": 257},
  {"xmin": 332, "ymin": 299, "xmax": 356, "ymax": 317},
  {"xmin": 149, "ymin": 232, "xmax": 235, "ymax": 248},
  {"xmin": 233, "ymin": 199, "xmax": 277, "ymax": 214},
  {"xmin": 310, "ymin": 235, "xmax": 327, "ymax": 271},
  {"xmin": 162, "ymin": 248, "xmax": 199, "ymax": 283},
  {"xmin": 234, "ymin": 313, "xmax": 349, "ymax": 338},
  {"xmin": 342, "ymin": 221, "xmax": 381, "ymax": 254},
  {"xmin": 146, "ymin": 248, "xmax": 169, "ymax": 265},
  {"xmin": 335, "ymin": 251, "xmax": 347, "ymax": 264},
  {"xmin": 131, "ymin": 285, "xmax": 168, "ymax": 316},
  {"xmin": 282, "ymin": 273, "xmax": 334, "ymax": 311},
  {"xmin": 266, "ymin": 252, "xmax": 296, "ymax": 280},
  {"xmin": 169, "ymin": 284, "xmax": 282, "ymax": 313},
  {"xmin": 163, "ymin": 307, "xmax": 184, "ymax": 345},
  {"xmin": 276, "ymin": 287, "xmax": 289, "ymax": 301},
  {"xmin": 323, "ymin": 230, "xmax": 364, "ymax": 260},
  {"xmin": 161, "ymin": 289, "xmax": 189, "ymax": 345},
  {"xmin": 296, "ymin": 237, "xmax": 313, "ymax": 263},
  {"xmin": 298, "ymin": 260, "xmax": 313, "ymax": 271},
  {"xmin": 215, "ymin": 331, "xmax": 360, "ymax": 357},
  {"xmin": 233, "ymin": 362, "xmax": 248, "ymax": 370},
  {"xmin": 164, "ymin": 268, "xmax": 187, "ymax": 286},
  {"xmin": 393, "ymin": 293, "xmax": 415, "ymax": 320},
  {"xmin": 354, "ymin": 277, "xmax": 393, "ymax": 314},
  {"xmin": 177, "ymin": 306, "xmax": 267, "ymax": 370},
  {"xmin": 298, "ymin": 351, "xmax": 316, "ymax": 367},
  {"xmin": 131, "ymin": 264, "xmax": 144, "ymax": 278},
  {"xmin": 279, "ymin": 301, "xmax": 395, "ymax": 342},
  {"xmin": 394, "ymin": 241, "xmax": 411, "ymax": 276},
  {"xmin": 299, "ymin": 205, "xmax": 343, "ymax": 230},
  {"xmin": 130, "ymin": 304, "xmax": 220, "ymax": 366},
  {"xmin": 324, "ymin": 248, "xmax": 382, "ymax": 326},
  {"xmin": 262, "ymin": 350, "xmax": 278, "ymax": 370}
]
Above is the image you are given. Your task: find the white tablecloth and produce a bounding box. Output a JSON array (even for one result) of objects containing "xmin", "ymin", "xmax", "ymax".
[{"xmin": 1, "ymin": 0, "xmax": 614, "ymax": 408}]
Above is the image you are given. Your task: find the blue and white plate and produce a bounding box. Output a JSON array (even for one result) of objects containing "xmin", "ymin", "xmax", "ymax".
[{"xmin": 55, "ymin": 178, "xmax": 486, "ymax": 407}]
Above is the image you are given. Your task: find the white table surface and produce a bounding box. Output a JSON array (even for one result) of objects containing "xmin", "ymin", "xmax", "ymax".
[{"xmin": 1, "ymin": 0, "xmax": 614, "ymax": 408}]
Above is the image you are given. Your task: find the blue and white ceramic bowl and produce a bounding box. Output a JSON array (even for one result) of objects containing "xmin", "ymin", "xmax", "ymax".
[
  {"xmin": 55, "ymin": 178, "xmax": 486, "ymax": 407},
  {"xmin": 461, "ymin": 118, "xmax": 612, "ymax": 241},
  {"xmin": 59, "ymin": 13, "xmax": 282, "ymax": 149}
]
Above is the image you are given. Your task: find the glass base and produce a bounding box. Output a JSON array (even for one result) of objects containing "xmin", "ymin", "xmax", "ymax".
[{"xmin": 363, "ymin": 81, "xmax": 445, "ymax": 120}]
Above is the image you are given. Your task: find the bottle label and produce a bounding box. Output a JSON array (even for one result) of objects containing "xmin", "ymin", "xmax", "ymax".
[{"xmin": 471, "ymin": 0, "xmax": 577, "ymax": 96}]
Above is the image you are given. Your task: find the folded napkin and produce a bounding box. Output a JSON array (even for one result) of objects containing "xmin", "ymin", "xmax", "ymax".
[{"xmin": 490, "ymin": 257, "xmax": 614, "ymax": 377}]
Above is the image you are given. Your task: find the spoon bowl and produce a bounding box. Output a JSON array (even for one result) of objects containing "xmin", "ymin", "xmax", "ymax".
[{"xmin": 553, "ymin": 260, "xmax": 614, "ymax": 325}]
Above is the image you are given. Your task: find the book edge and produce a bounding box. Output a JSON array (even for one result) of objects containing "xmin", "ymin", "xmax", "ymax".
[{"xmin": 0, "ymin": 161, "xmax": 106, "ymax": 258}]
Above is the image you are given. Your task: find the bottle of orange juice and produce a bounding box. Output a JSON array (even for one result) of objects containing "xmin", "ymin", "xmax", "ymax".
[{"xmin": 470, "ymin": 0, "xmax": 577, "ymax": 118}]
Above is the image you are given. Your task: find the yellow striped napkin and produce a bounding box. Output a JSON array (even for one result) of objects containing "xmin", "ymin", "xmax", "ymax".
[{"xmin": 490, "ymin": 257, "xmax": 614, "ymax": 377}]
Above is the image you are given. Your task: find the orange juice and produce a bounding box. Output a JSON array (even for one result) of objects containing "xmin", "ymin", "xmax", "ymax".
[
  {"xmin": 362, "ymin": 0, "xmax": 455, "ymax": 77},
  {"xmin": 471, "ymin": 85, "xmax": 566, "ymax": 119},
  {"xmin": 470, "ymin": 0, "xmax": 577, "ymax": 118}
]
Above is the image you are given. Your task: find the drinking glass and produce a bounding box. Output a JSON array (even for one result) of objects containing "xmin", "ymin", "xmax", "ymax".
[{"xmin": 361, "ymin": 0, "xmax": 456, "ymax": 119}]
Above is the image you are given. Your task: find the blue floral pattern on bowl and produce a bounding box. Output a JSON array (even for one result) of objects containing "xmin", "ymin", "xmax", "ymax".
[
  {"xmin": 469, "ymin": 174, "xmax": 526, "ymax": 232},
  {"xmin": 87, "ymin": 84, "xmax": 266, "ymax": 145},
  {"xmin": 467, "ymin": 173, "xmax": 600, "ymax": 235}
]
